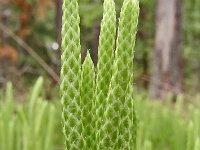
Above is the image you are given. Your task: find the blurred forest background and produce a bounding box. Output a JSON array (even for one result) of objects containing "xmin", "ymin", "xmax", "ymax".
[{"xmin": 0, "ymin": 0, "xmax": 199, "ymax": 100}]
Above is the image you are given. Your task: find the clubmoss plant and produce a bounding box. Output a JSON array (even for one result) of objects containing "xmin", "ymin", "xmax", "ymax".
[
  {"xmin": 99, "ymin": 0, "xmax": 139, "ymax": 148},
  {"xmin": 0, "ymin": 78, "xmax": 56, "ymax": 150},
  {"xmin": 81, "ymin": 51, "xmax": 95, "ymax": 148},
  {"xmin": 61, "ymin": 0, "xmax": 139, "ymax": 149},
  {"xmin": 95, "ymin": 0, "xmax": 116, "ymax": 145},
  {"xmin": 60, "ymin": 0, "xmax": 82, "ymax": 149}
]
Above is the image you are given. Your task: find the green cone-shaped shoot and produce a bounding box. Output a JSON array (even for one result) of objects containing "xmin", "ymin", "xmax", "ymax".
[
  {"xmin": 95, "ymin": 0, "xmax": 116, "ymax": 145},
  {"xmin": 61, "ymin": 0, "xmax": 139, "ymax": 149},
  {"xmin": 60, "ymin": 0, "xmax": 83, "ymax": 149},
  {"xmin": 99, "ymin": 0, "xmax": 139, "ymax": 149},
  {"xmin": 81, "ymin": 51, "xmax": 95, "ymax": 149}
]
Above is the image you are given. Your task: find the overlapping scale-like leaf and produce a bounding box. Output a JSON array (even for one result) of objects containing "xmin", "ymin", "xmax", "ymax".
[
  {"xmin": 61, "ymin": 0, "xmax": 139, "ymax": 149},
  {"xmin": 95, "ymin": 0, "xmax": 116, "ymax": 146},
  {"xmin": 60, "ymin": 0, "xmax": 82, "ymax": 149},
  {"xmin": 81, "ymin": 52, "xmax": 95, "ymax": 149},
  {"xmin": 99, "ymin": 0, "xmax": 139, "ymax": 149}
]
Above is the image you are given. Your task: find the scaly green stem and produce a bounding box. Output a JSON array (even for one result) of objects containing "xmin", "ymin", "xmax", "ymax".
[{"xmin": 60, "ymin": 0, "xmax": 83, "ymax": 149}]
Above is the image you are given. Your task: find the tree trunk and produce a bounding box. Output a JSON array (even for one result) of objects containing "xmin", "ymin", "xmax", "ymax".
[{"xmin": 150, "ymin": 0, "xmax": 183, "ymax": 99}]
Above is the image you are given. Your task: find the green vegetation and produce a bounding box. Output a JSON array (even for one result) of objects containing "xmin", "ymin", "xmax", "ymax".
[
  {"xmin": 0, "ymin": 78, "xmax": 58, "ymax": 150},
  {"xmin": 1, "ymin": 0, "xmax": 199, "ymax": 91},
  {"xmin": 136, "ymin": 94, "xmax": 200, "ymax": 150},
  {"xmin": 1, "ymin": 81, "xmax": 200, "ymax": 150},
  {"xmin": 1, "ymin": 0, "xmax": 200, "ymax": 149},
  {"xmin": 61, "ymin": 0, "xmax": 139, "ymax": 149}
]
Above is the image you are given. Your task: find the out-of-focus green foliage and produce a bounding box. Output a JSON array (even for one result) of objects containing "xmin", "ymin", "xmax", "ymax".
[
  {"xmin": 135, "ymin": 93, "xmax": 200, "ymax": 150},
  {"xmin": 184, "ymin": 0, "xmax": 200, "ymax": 91},
  {"xmin": 0, "ymin": 78, "xmax": 60, "ymax": 150}
]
